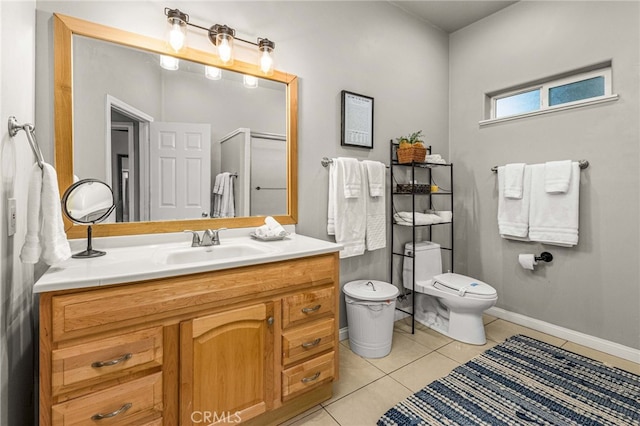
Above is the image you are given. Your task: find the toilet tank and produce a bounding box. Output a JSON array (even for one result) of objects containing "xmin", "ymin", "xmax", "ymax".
[{"xmin": 403, "ymin": 242, "xmax": 442, "ymax": 289}]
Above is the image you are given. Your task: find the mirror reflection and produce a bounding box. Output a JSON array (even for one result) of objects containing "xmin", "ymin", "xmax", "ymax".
[{"xmin": 73, "ymin": 35, "xmax": 287, "ymax": 223}]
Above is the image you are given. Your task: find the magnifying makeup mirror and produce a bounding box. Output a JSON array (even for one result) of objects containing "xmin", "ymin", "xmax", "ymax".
[{"xmin": 61, "ymin": 178, "xmax": 116, "ymax": 258}]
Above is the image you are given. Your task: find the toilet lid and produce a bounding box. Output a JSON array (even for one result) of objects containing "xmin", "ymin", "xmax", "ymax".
[
  {"xmin": 432, "ymin": 273, "xmax": 496, "ymax": 298},
  {"xmin": 343, "ymin": 280, "xmax": 399, "ymax": 301}
]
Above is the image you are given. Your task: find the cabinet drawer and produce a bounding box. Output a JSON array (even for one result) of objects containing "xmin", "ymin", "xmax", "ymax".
[
  {"xmin": 51, "ymin": 372, "xmax": 162, "ymax": 425},
  {"xmin": 52, "ymin": 326, "xmax": 163, "ymax": 395},
  {"xmin": 282, "ymin": 287, "xmax": 334, "ymax": 328},
  {"xmin": 282, "ymin": 318, "xmax": 335, "ymax": 366},
  {"xmin": 282, "ymin": 352, "xmax": 335, "ymax": 400}
]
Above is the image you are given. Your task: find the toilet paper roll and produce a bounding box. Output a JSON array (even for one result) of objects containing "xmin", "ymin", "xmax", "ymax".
[{"xmin": 518, "ymin": 254, "xmax": 538, "ymax": 270}]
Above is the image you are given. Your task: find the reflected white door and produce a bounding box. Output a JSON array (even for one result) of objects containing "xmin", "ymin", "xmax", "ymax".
[{"xmin": 149, "ymin": 122, "xmax": 211, "ymax": 220}]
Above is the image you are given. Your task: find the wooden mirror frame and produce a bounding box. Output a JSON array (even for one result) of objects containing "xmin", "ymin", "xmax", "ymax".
[{"xmin": 54, "ymin": 13, "xmax": 298, "ymax": 238}]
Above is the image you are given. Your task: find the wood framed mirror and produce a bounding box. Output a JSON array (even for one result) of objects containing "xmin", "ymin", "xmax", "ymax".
[{"xmin": 54, "ymin": 13, "xmax": 298, "ymax": 238}]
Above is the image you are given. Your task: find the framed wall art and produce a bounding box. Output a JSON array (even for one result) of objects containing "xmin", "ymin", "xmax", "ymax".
[{"xmin": 341, "ymin": 90, "xmax": 374, "ymax": 149}]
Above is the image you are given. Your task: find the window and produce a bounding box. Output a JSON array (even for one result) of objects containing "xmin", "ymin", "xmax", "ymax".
[{"xmin": 483, "ymin": 64, "xmax": 617, "ymax": 124}]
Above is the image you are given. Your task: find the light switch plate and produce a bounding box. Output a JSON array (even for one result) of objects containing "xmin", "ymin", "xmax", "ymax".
[{"xmin": 8, "ymin": 198, "xmax": 16, "ymax": 236}]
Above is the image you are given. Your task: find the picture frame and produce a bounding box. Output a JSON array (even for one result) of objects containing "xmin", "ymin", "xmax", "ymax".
[{"xmin": 341, "ymin": 90, "xmax": 374, "ymax": 149}]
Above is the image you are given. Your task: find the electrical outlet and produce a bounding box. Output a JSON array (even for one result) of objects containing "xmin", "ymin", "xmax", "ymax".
[{"xmin": 8, "ymin": 198, "xmax": 16, "ymax": 236}]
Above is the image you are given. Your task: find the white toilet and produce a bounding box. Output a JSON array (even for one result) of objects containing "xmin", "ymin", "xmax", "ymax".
[{"xmin": 403, "ymin": 242, "xmax": 497, "ymax": 345}]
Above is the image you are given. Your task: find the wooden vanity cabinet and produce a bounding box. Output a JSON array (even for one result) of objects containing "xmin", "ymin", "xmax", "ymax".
[{"xmin": 39, "ymin": 252, "xmax": 339, "ymax": 425}]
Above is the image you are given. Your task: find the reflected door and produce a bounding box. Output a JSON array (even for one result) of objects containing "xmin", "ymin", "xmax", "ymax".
[{"xmin": 149, "ymin": 122, "xmax": 211, "ymax": 220}]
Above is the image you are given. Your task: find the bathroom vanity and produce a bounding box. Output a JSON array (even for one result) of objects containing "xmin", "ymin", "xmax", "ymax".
[{"xmin": 35, "ymin": 233, "xmax": 340, "ymax": 425}]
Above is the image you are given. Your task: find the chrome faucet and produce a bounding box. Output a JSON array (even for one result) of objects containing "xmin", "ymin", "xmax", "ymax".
[{"xmin": 184, "ymin": 228, "xmax": 227, "ymax": 247}]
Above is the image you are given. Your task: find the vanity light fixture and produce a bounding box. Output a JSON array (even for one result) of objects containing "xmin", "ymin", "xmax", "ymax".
[
  {"xmin": 205, "ymin": 65, "xmax": 222, "ymax": 80},
  {"xmin": 160, "ymin": 54, "xmax": 179, "ymax": 70},
  {"xmin": 243, "ymin": 75, "xmax": 259, "ymax": 89},
  {"xmin": 164, "ymin": 7, "xmax": 275, "ymax": 74}
]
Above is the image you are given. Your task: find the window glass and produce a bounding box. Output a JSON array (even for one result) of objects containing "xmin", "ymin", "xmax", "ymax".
[
  {"xmin": 495, "ymin": 89, "xmax": 540, "ymax": 118},
  {"xmin": 549, "ymin": 76, "xmax": 605, "ymax": 106}
]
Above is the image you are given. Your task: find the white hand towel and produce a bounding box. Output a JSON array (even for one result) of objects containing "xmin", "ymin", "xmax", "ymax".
[
  {"xmin": 327, "ymin": 160, "xmax": 365, "ymax": 258},
  {"xmin": 529, "ymin": 163, "xmax": 579, "ymax": 247},
  {"xmin": 20, "ymin": 163, "xmax": 43, "ymax": 263},
  {"xmin": 504, "ymin": 163, "xmax": 526, "ymax": 199},
  {"xmin": 393, "ymin": 211, "xmax": 443, "ymax": 226},
  {"xmin": 338, "ymin": 157, "xmax": 361, "ymax": 198},
  {"xmin": 497, "ymin": 165, "xmax": 532, "ymax": 239},
  {"xmin": 40, "ymin": 164, "xmax": 71, "ymax": 265},
  {"xmin": 362, "ymin": 163, "xmax": 386, "ymax": 251},
  {"xmin": 264, "ymin": 216, "xmax": 287, "ymax": 237},
  {"xmin": 362, "ymin": 160, "xmax": 386, "ymax": 197},
  {"xmin": 544, "ymin": 160, "xmax": 572, "ymax": 193},
  {"xmin": 426, "ymin": 154, "xmax": 446, "ymax": 164},
  {"xmin": 220, "ymin": 172, "xmax": 235, "ymax": 218}
]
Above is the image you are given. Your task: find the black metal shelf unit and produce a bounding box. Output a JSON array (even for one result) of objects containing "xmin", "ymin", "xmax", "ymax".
[{"xmin": 389, "ymin": 140, "xmax": 454, "ymax": 334}]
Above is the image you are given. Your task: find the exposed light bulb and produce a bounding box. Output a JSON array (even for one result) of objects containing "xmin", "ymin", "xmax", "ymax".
[
  {"xmin": 168, "ymin": 22, "xmax": 186, "ymax": 52},
  {"xmin": 160, "ymin": 55, "xmax": 179, "ymax": 71},
  {"xmin": 260, "ymin": 50, "xmax": 274, "ymax": 75},
  {"xmin": 218, "ymin": 38, "xmax": 232, "ymax": 64},
  {"xmin": 205, "ymin": 66, "xmax": 222, "ymax": 80},
  {"xmin": 243, "ymin": 75, "xmax": 258, "ymax": 89}
]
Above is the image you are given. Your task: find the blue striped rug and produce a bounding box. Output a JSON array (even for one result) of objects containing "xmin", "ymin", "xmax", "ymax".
[{"xmin": 378, "ymin": 335, "xmax": 640, "ymax": 426}]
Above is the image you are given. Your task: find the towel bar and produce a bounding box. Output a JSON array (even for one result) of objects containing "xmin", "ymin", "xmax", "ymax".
[
  {"xmin": 491, "ymin": 160, "xmax": 589, "ymax": 173},
  {"xmin": 321, "ymin": 157, "xmax": 389, "ymax": 168},
  {"xmin": 8, "ymin": 116, "xmax": 44, "ymax": 169}
]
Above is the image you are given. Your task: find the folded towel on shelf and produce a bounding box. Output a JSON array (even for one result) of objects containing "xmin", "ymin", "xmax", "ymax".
[
  {"xmin": 255, "ymin": 216, "xmax": 287, "ymax": 238},
  {"xmin": 433, "ymin": 210, "xmax": 453, "ymax": 222},
  {"xmin": 327, "ymin": 158, "xmax": 366, "ymax": 258},
  {"xmin": 425, "ymin": 154, "xmax": 446, "ymax": 164},
  {"xmin": 394, "ymin": 211, "xmax": 443, "ymax": 226},
  {"xmin": 362, "ymin": 162, "xmax": 386, "ymax": 251},
  {"xmin": 497, "ymin": 165, "xmax": 532, "ymax": 239},
  {"xmin": 544, "ymin": 160, "xmax": 572, "ymax": 193},
  {"xmin": 362, "ymin": 160, "xmax": 386, "ymax": 197},
  {"xmin": 339, "ymin": 157, "xmax": 362, "ymax": 198},
  {"xmin": 529, "ymin": 162, "xmax": 580, "ymax": 246},
  {"xmin": 504, "ymin": 163, "xmax": 526, "ymax": 199}
]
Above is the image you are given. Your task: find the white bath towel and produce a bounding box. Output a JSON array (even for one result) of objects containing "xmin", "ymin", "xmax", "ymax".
[
  {"xmin": 255, "ymin": 216, "xmax": 287, "ymax": 238},
  {"xmin": 529, "ymin": 163, "xmax": 580, "ymax": 247},
  {"xmin": 327, "ymin": 159, "xmax": 366, "ymax": 258},
  {"xmin": 497, "ymin": 165, "xmax": 532, "ymax": 239},
  {"xmin": 20, "ymin": 163, "xmax": 43, "ymax": 263},
  {"xmin": 339, "ymin": 157, "xmax": 362, "ymax": 198},
  {"xmin": 544, "ymin": 160, "xmax": 572, "ymax": 193},
  {"xmin": 362, "ymin": 160, "xmax": 386, "ymax": 197},
  {"xmin": 393, "ymin": 211, "xmax": 443, "ymax": 226},
  {"xmin": 362, "ymin": 162, "xmax": 386, "ymax": 251},
  {"xmin": 426, "ymin": 154, "xmax": 446, "ymax": 164},
  {"xmin": 212, "ymin": 172, "xmax": 235, "ymax": 218},
  {"xmin": 504, "ymin": 163, "xmax": 526, "ymax": 199}
]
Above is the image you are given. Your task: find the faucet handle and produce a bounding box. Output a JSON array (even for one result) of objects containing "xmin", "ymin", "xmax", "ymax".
[
  {"xmin": 210, "ymin": 227, "xmax": 228, "ymax": 245},
  {"xmin": 183, "ymin": 230, "xmax": 201, "ymax": 247}
]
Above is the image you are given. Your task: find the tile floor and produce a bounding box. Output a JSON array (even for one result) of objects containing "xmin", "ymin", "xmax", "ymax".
[{"xmin": 280, "ymin": 315, "xmax": 640, "ymax": 426}]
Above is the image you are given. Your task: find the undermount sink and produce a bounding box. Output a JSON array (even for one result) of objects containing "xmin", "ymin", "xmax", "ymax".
[{"xmin": 153, "ymin": 242, "xmax": 278, "ymax": 265}]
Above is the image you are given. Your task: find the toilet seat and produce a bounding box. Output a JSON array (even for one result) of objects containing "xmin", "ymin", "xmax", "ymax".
[{"xmin": 432, "ymin": 273, "xmax": 497, "ymax": 299}]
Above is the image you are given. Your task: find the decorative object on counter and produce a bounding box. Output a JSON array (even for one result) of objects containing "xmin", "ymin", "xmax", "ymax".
[
  {"xmin": 251, "ymin": 216, "xmax": 289, "ymax": 240},
  {"xmin": 61, "ymin": 179, "xmax": 116, "ymax": 258},
  {"xmin": 396, "ymin": 130, "xmax": 427, "ymax": 163},
  {"xmin": 341, "ymin": 90, "xmax": 374, "ymax": 149}
]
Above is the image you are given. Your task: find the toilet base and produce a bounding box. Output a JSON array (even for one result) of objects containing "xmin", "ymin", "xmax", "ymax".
[{"xmin": 414, "ymin": 309, "xmax": 487, "ymax": 345}]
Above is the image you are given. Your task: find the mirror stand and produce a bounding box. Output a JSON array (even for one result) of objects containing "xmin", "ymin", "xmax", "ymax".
[{"xmin": 73, "ymin": 225, "xmax": 106, "ymax": 258}]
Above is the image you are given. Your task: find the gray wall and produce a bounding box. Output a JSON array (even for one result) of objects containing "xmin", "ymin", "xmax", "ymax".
[{"xmin": 449, "ymin": 1, "xmax": 640, "ymax": 349}]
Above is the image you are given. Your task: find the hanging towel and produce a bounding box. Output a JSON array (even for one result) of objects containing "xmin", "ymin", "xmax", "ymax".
[
  {"xmin": 21, "ymin": 163, "xmax": 71, "ymax": 265},
  {"xmin": 362, "ymin": 162, "xmax": 386, "ymax": 251},
  {"xmin": 497, "ymin": 165, "xmax": 532, "ymax": 240},
  {"xmin": 327, "ymin": 158, "xmax": 366, "ymax": 258},
  {"xmin": 504, "ymin": 163, "xmax": 526, "ymax": 199},
  {"xmin": 339, "ymin": 157, "xmax": 362, "ymax": 198},
  {"xmin": 529, "ymin": 163, "xmax": 580, "ymax": 247},
  {"xmin": 544, "ymin": 160, "xmax": 572, "ymax": 193},
  {"xmin": 212, "ymin": 172, "xmax": 235, "ymax": 218}
]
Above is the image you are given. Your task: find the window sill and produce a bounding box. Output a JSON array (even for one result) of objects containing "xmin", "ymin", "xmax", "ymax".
[{"xmin": 479, "ymin": 94, "xmax": 619, "ymax": 127}]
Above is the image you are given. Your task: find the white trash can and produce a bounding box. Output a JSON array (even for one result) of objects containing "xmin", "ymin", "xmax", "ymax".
[{"xmin": 343, "ymin": 280, "xmax": 399, "ymax": 358}]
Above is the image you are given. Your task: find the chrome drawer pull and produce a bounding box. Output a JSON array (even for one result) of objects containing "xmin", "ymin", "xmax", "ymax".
[
  {"xmin": 301, "ymin": 304, "xmax": 321, "ymax": 314},
  {"xmin": 301, "ymin": 372, "xmax": 321, "ymax": 384},
  {"xmin": 301, "ymin": 338, "xmax": 321, "ymax": 349},
  {"xmin": 91, "ymin": 402, "xmax": 132, "ymax": 420},
  {"xmin": 91, "ymin": 353, "xmax": 132, "ymax": 368}
]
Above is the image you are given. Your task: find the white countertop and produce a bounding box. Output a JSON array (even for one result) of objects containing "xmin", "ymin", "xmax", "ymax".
[{"xmin": 33, "ymin": 229, "xmax": 341, "ymax": 293}]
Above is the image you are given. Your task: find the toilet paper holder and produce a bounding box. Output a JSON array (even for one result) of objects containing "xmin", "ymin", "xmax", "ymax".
[{"xmin": 535, "ymin": 252, "xmax": 553, "ymax": 263}]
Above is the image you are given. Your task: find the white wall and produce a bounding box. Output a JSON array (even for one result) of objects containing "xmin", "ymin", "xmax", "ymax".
[
  {"xmin": 449, "ymin": 1, "xmax": 640, "ymax": 349},
  {"xmin": 0, "ymin": 1, "xmax": 38, "ymax": 424}
]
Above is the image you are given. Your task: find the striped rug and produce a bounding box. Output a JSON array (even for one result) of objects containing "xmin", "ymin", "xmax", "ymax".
[{"xmin": 378, "ymin": 335, "xmax": 640, "ymax": 426}]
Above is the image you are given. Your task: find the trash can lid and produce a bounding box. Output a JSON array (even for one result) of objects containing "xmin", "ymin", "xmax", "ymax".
[{"xmin": 343, "ymin": 280, "xmax": 399, "ymax": 301}]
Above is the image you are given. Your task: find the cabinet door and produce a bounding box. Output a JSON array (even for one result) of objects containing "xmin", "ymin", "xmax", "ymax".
[{"xmin": 180, "ymin": 303, "xmax": 275, "ymax": 425}]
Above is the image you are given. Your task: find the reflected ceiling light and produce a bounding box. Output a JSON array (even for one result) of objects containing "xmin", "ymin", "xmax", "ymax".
[
  {"xmin": 164, "ymin": 7, "xmax": 276, "ymax": 74},
  {"xmin": 243, "ymin": 75, "xmax": 259, "ymax": 89},
  {"xmin": 160, "ymin": 55, "xmax": 179, "ymax": 70},
  {"xmin": 205, "ymin": 65, "xmax": 222, "ymax": 80}
]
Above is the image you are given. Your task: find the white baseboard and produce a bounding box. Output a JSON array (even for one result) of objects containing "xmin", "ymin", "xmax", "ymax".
[
  {"xmin": 339, "ymin": 327, "xmax": 349, "ymax": 342},
  {"xmin": 486, "ymin": 307, "xmax": 640, "ymax": 364}
]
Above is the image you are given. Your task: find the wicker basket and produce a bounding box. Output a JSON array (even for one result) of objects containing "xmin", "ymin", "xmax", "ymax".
[
  {"xmin": 397, "ymin": 147, "xmax": 414, "ymax": 164},
  {"xmin": 412, "ymin": 146, "xmax": 427, "ymax": 162}
]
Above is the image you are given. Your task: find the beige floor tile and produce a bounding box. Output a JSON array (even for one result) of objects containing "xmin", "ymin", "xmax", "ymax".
[
  {"xmin": 389, "ymin": 351, "xmax": 460, "ymax": 392},
  {"xmin": 361, "ymin": 333, "xmax": 433, "ymax": 374},
  {"xmin": 437, "ymin": 339, "xmax": 498, "ymax": 364},
  {"xmin": 284, "ymin": 408, "xmax": 339, "ymax": 426},
  {"xmin": 484, "ymin": 319, "xmax": 566, "ymax": 347},
  {"xmin": 483, "ymin": 313, "xmax": 498, "ymax": 325},
  {"xmin": 394, "ymin": 319, "xmax": 453, "ymax": 350},
  {"xmin": 279, "ymin": 405, "xmax": 324, "ymax": 426},
  {"xmin": 561, "ymin": 341, "xmax": 640, "ymax": 375},
  {"xmin": 324, "ymin": 376, "xmax": 412, "ymax": 426},
  {"xmin": 322, "ymin": 345, "xmax": 386, "ymax": 405}
]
